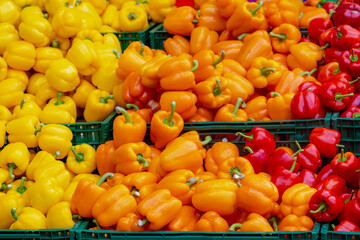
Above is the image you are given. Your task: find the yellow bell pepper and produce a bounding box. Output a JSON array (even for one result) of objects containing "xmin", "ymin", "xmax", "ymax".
[
  {"xmin": 12, "ymin": 99, "xmax": 42, "ymax": 119},
  {"xmin": 51, "ymin": 6, "xmax": 82, "ymax": 38},
  {"xmin": 0, "ymin": 142, "xmax": 30, "ymax": 180},
  {"xmin": 0, "ymin": 22, "xmax": 19, "ymax": 55},
  {"xmin": 267, "ymin": 92, "xmax": 294, "ymax": 120},
  {"xmin": 72, "ymin": 79, "xmax": 96, "ymax": 108},
  {"xmin": 118, "ymin": 3, "xmax": 149, "ymax": 32},
  {"xmin": 82, "ymin": 0, "xmax": 107, "ymax": 15},
  {"xmin": 49, "ymin": 35, "xmax": 71, "ymax": 55},
  {"xmin": 0, "ymin": 78, "xmax": 23, "ymax": 109},
  {"xmin": 246, "ymin": 57, "xmax": 283, "ymax": 88},
  {"xmin": 33, "ymin": 160, "xmax": 71, "ymax": 190},
  {"xmin": 103, "ymin": 33, "xmax": 122, "ymax": 55},
  {"xmin": 3, "ymin": 40, "xmax": 36, "ymax": 71},
  {"xmin": 0, "ymin": 120, "xmax": 5, "ymax": 149},
  {"xmin": 18, "ymin": 14, "xmax": 52, "ymax": 47},
  {"xmin": 47, "ymin": 92, "xmax": 77, "ymax": 120},
  {"xmin": 27, "ymin": 177, "xmax": 64, "ymax": 214},
  {"xmin": 0, "ymin": 57, "xmax": 7, "ymax": 81},
  {"xmin": 45, "ymin": 58, "xmax": 80, "ymax": 92},
  {"xmin": 10, "ymin": 207, "xmax": 46, "ymax": 229},
  {"xmin": 40, "ymin": 104, "xmax": 76, "ymax": 124},
  {"xmin": 38, "ymin": 124, "xmax": 73, "ymax": 159},
  {"xmin": 71, "ymin": 173, "xmax": 101, "ymax": 183},
  {"xmin": 109, "ymin": 0, "xmax": 131, "ymax": 9},
  {"xmin": 139, "ymin": 53, "xmax": 171, "ymax": 88},
  {"xmin": 44, "ymin": 0, "xmax": 67, "ymax": 15},
  {"xmin": 148, "ymin": 0, "xmax": 176, "ymax": 23},
  {"xmin": 63, "ymin": 182, "xmax": 78, "ymax": 202},
  {"xmin": 0, "ymin": 168, "xmax": 11, "ymax": 192},
  {"xmin": 13, "ymin": 0, "xmax": 36, "ymax": 7},
  {"xmin": 19, "ymin": 5, "xmax": 43, "ymax": 21},
  {"xmin": 0, "ymin": 0, "xmax": 20, "ymax": 26},
  {"xmin": 66, "ymin": 144, "xmax": 96, "ymax": 174},
  {"xmin": 83, "ymin": 89, "xmax": 116, "ymax": 122},
  {"xmin": 27, "ymin": 73, "xmax": 47, "ymax": 95},
  {"xmin": 6, "ymin": 69, "xmax": 28, "ymax": 90},
  {"xmin": 66, "ymin": 38, "xmax": 101, "ymax": 76},
  {"xmin": 77, "ymin": 1, "xmax": 103, "ymax": 30},
  {"xmin": 287, "ymin": 42, "xmax": 324, "ymax": 71},
  {"xmin": 6, "ymin": 116, "xmax": 41, "ymax": 148},
  {"xmin": 22, "ymin": 93, "xmax": 43, "ymax": 108},
  {"xmin": 0, "ymin": 105, "xmax": 12, "ymax": 123},
  {"xmin": 6, "ymin": 177, "xmax": 34, "ymax": 196},
  {"xmin": 26, "ymin": 151, "xmax": 55, "ymax": 180},
  {"xmin": 46, "ymin": 201, "xmax": 77, "ymax": 229},
  {"xmin": 76, "ymin": 29, "xmax": 103, "ymax": 43},
  {"xmin": 33, "ymin": 47, "xmax": 63, "ymax": 73},
  {"xmin": 0, "ymin": 191, "xmax": 25, "ymax": 229},
  {"xmin": 101, "ymin": 5, "xmax": 121, "ymax": 31}
]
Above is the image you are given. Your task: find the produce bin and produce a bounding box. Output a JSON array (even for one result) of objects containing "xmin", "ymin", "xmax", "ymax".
[
  {"xmin": 331, "ymin": 112, "xmax": 360, "ymax": 156},
  {"xmin": 321, "ymin": 223, "xmax": 360, "ymax": 240},
  {"xmin": 75, "ymin": 220, "xmax": 321, "ymax": 240},
  {"xmin": 150, "ymin": 23, "xmax": 172, "ymax": 50}
]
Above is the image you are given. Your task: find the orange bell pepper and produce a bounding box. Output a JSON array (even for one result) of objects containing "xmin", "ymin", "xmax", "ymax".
[
  {"xmin": 148, "ymin": 156, "xmax": 168, "ymax": 180},
  {"xmin": 237, "ymin": 30, "xmax": 273, "ymax": 69},
  {"xmin": 278, "ymin": 214, "xmax": 314, "ymax": 231},
  {"xmin": 194, "ymin": 0, "xmax": 216, "ymax": 8},
  {"xmin": 229, "ymin": 213, "xmax": 274, "ymax": 232},
  {"xmin": 236, "ymin": 174, "xmax": 279, "ymax": 218},
  {"xmin": 192, "ymin": 179, "xmax": 238, "ymax": 216},
  {"xmin": 116, "ymin": 213, "xmax": 148, "ymax": 231},
  {"xmin": 287, "ymin": 42, "xmax": 324, "ymax": 71},
  {"xmin": 269, "ymin": 23, "xmax": 302, "ymax": 54},
  {"xmin": 275, "ymin": 70, "xmax": 305, "ymax": 95},
  {"xmin": 137, "ymin": 189, "xmax": 182, "ymax": 230},
  {"xmin": 244, "ymin": 96, "xmax": 269, "ymax": 121},
  {"xmin": 164, "ymin": 35, "xmax": 191, "ymax": 57},
  {"xmin": 112, "ymin": 142, "xmax": 152, "ymax": 175},
  {"xmin": 246, "ymin": 57, "xmax": 283, "ymax": 88},
  {"xmin": 159, "ymin": 91, "xmax": 197, "ymax": 120},
  {"xmin": 70, "ymin": 173, "xmax": 113, "ymax": 218},
  {"xmin": 150, "ymin": 101, "xmax": 184, "ymax": 150},
  {"xmin": 267, "ymin": 92, "xmax": 294, "ymax": 120},
  {"xmin": 192, "ymin": 49, "xmax": 224, "ymax": 83},
  {"xmin": 198, "ymin": 3, "xmax": 227, "ymax": 32},
  {"xmin": 100, "ymin": 173, "xmax": 124, "ymax": 190},
  {"xmin": 224, "ymin": 72, "xmax": 254, "ymax": 104},
  {"xmin": 139, "ymin": 54, "xmax": 171, "ymax": 89},
  {"xmin": 167, "ymin": 206, "xmax": 200, "ymax": 231},
  {"xmin": 163, "ymin": 6, "xmax": 198, "ymax": 36},
  {"xmin": 213, "ymin": 41, "xmax": 243, "ymax": 61},
  {"xmin": 217, "ymin": 0, "xmax": 240, "ymax": 18},
  {"xmin": 159, "ymin": 131, "xmax": 211, "ymax": 173},
  {"xmin": 126, "ymin": 41, "xmax": 153, "ymax": 61},
  {"xmin": 190, "ymin": 26, "xmax": 219, "ymax": 55},
  {"xmin": 157, "ymin": 55, "xmax": 198, "ymax": 91},
  {"xmin": 126, "ymin": 104, "xmax": 152, "ymax": 122},
  {"xmin": 226, "ymin": 1, "xmax": 267, "ymax": 37},
  {"xmin": 157, "ymin": 169, "xmax": 198, "ymax": 205},
  {"xmin": 194, "ymin": 76, "xmax": 232, "ymax": 109},
  {"xmin": 96, "ymin": 140, "xmax": 116, "ymax": 176},
  {"xmin": 195, "ymin": 211, "xmax": 229, "ymax": 231},
  {"xmin": 265, "ymin": 0, "xmax": 300, "ymax": 28},
  {"xmin": 214, "ymin": 98, "xmax": 248, "ymax": 121},
  {"xmin": 204, "ymin": 141, "xmax": 239, "ymax": 175},
  {"xmin": 122, "ymin": 172, "xmax": 158, "ymax": 199},
  {"xmin": 273, "ymin": 53, "xmax": 289, "ymax": 69},
  {"xmin": 187, "ymin": 108, "xmax": 214, "ymax": 122},
  {"xmin": 116, "ymin": 48, "xmax": 146, "ymax": 80},
  {"xmin": 299, "ymin": 6, "xmax": 330, "ymax": 28},
  {"xmin": 92, "ymin": 184, "xmax": 137, "ymax": 227},
  {"xmin": 113, "ymin": 107, "xmax": 147, "ymax": 148}
]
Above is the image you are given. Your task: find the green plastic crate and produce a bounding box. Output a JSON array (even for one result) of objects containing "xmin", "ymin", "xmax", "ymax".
[
  {"xmin": 102, "ymin": 24, "xmax": 157, "ymax": 50},
  {"xmin": 62, "ymin": 111, "xmax": 117, "ymax": 149},
  {"xmin": 331, "ymin": 112, "xmax": 360, "ymax": 156},
  {"xmin": 321, "ymin": 223, "xmax": 360, "ymax": 240},
  {"xmin": 150, "ymin": 23, "xmax": 172, "ymax": 50},
  {"xmin": 76, "ymin": 220, "xmax": 321, "ymax": 240}
]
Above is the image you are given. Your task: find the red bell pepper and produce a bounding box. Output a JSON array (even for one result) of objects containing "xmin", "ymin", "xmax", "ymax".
[
  {"xmin": 338, "ymin": 198, "xmax": 360, "ymax": 227},
  {"xmin": 332, "ymin": 3, "xmax": 360, "ymax": 29},
  {"xmin": 291, "ymin": 89, "xmax": 320, "ymax": 119},
  {"xmin": 339, "ymin": 48, "xmax": 360, "ymax": 78},
  {"xmin": 236, "ymin": 127, "xmax": 276, "ymax": 156},
  {"xmin": 309, "ymin": 189, "xmax": 345, "ymax": 222},
  {"xmin": 340, "ymin": 190, "xmax": 358, "ymax": 203},
  {"xmin": 315, "ymin": 105, "xmax": 328, "ymax": 119},
  {"xmin": 298, "ymin": 169, "xmax": 317, "ymax": 188},
  {"xmin": 321, "ymin": 25, "xmax": 360, "ymax": 50},
  {"xmin": 317, "ymin": 164, "xmax": 335, "ymax": 183},
  {"xmin": 298, "ymin": 81, "xmax": 321, "ymax": 94},
  {"xmin": 294, "ymin": 141, "xmax": 322, "ymax": 172},
  {"xmin": 316, "ymin": 174, "xmax": 348, "ymax": 196},
  {"xmin": 317, "ymin": 62, "xmax": 341, "ymax": 83},
  {"xmin": 324, "ymin": 47, "xmax": 345, "ymax": 64},
  {"xmin": 244, "ymin": 146, "xmax": 268, "ymax": 174},
  {"xmin": 270, "ymin": 157, "xmax": 301, "ymax": 199},
  {"xmin": 266, "ymin": 149, "xmax": 301, "ymax": 176},
  {"xmin": 347, "ymin": 94, "xmax": 360, "ymax": 108},
  {"xmin": 308, "ymin": 18, "xmax": 333, "ymax": 42},
  {"xmin": 340, "ymin": 106, "xmax": 360, "ymax": 118},
  {"xmin": 330, "ymin": 149, "xmax": 360, "ymax": 188},
  {"xmin": 309, "ymin": 127, "xmax": 343, "ymax": 159},
  {"xmin": 123, "ymin": 72, "xmax": 156, "ymax": 108},
  {"xmin": 332, "ymin": 220, "xmax": 360, "ymax": 232},
  {"xmin": 300, "ymin": 37, "xmax": 318, "ymax": 44}
]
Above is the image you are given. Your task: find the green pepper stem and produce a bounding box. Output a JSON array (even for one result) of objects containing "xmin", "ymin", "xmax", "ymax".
[
  {"xmin": 50, "ymin": 40, "xmax": 60, "ymax": 49},
  {"xmin": 319, "ymin": 43, "xmax": 330, "ymax": 50},
  {"xmin": 201, "ymin": 136, "xmax": 212, "ymax": 145},
  {"xmin": 350, "ymin": 78, "xmax": 359, "ymax": 85},
  {"xmin": 190, "ymin": 60, "xmax": 199, "ymax": 72},
  {"xmin": 137, "ymin": 154, "xmax": 149, "ymax": 168},
  {"xmin": 335, "ymin": 93, "xmax": 354, "ymax": 102},
  {"xmin": 238, "ymin": 33, "xmax": 250, "ymax": 41},
  {"xmin": 54, "ymin": 151, "xmax": 61, "ymax": 158},
  {"xmin": 344, "ymin": 190, "xmax": 355, "ymax": 204},
  {"xmin": 229, "ymin": 223, "xmax": 242, "ymax": 231},
  {"xmin": 310, "ymin": 202, "xmax": 327, "ymax": 214},
  {"xmin": 55, "ymin": 92, "xmax": 64, "ymax": 105},
  {"xmin": 261, "ymin": 67, "xmax": 277, "ymax": 77},
  {"xmin": 131, "ymin": 187, "xmax": 141, "ymax": 197},
  {"xmin": 137, "ymin": 218, "xmax": 148, "ymax": 227},
  {"xmin": 268, "ymin": 216, "xmax": 279, "ymax": 232},
  {"xmin": 7, "ymin": 163, "xmax": 17, "ymax": 180},
  {"xmin": 353, "ymin": 113, "xmax": 360, "ymax": 118},
  {"xmin": 17, "ymin": 176, "xmax": 27, "ymax": 194},
  {"xmin": 84, "ymin": 37, "xmax": 93, "ymax": 42},
  {"xmin": 92, "ymin": 219, "xmax": 101, "ymax": 230},
  {"xmin": 72, "ymin": 215, "xmax": 82, "ymax": 220},
  {"xmin": 290, "ymin": 157, "xmax": 297, "ymax": 173},
  {"xmin": 269, "ymin": 32, "xmax": 287, "ymax": 43},
  {"xmin": 0, "ymin": 182, "xmax": 11, "ymax": 191},
  {"xmin": 213, "ymin": 79, "xmax": 222, "ymax": 96},
  {"xmin": 34, "ymin": 123, "xmax": 44, "ymax": 136},
  {"xmin": 192, "ymin": 20, "xmax": 199, "ymax": 24},
  {"xmin": 236, "ymin": 132, "xmax": 254, "ymax": 140},
  {"xmin": 128, "ymin": 13, "xmax": 137, "ymax": 20},
  {"xmin": 337, "ymin": 148, "xmax": 347, "ymax": 162},
  {"xmin": 71, "ymin": 146, "xmax": 84, "ymax": 163},
  {"xmin": 248, "ymin": 118, "xmax": 255, "ymax": 121},
  {"xmin": 163, "ymin": 101, "xmax": 176, "ymax": 127},
  {"xmin": 97, "ymin": 173, "xmax": 114, "ymax": 186},
  {"xmin": 185, "ymin": 177, "xmax": 198, "ymax": 188},
  {"xmin": 212, "ymin": 50, "xmax": 225, "ymax": 67},
  {"xmin": 236, "ymin": 182, "xmax": 242, "ymax": 187},
  {"xmin": 291, "ymin": 149, "xmax": 304, "ymax": 158},
  {"xmin": 20, "ymin": 99, "xmax": 25, "ymax": 109},
  {"xmin": 300, "ymin": 68, "xmax": 317, "ymax": 76},
  {"xmin": 335, "ymin": 0, "xmax": 342, "ymax": 6},
  {"xmin": 244, "ymin": 146, "xmax": 254, "ymax": 154},
  {"xmin": 248, "ymin": 1, "xmax": 263, "ymax": 16},
  {"xmin": 298, "ymin": 12, "xmax": 303, "ymax": 19},
  {"xmin": 112, "ymin": 49, "xmax": 121, "ymax": 59},
  {"xmin": 126, "ymin": 104, "xmax": 139, "ymax": 111},
  {"xmin": 198, "ymin": 10, "xmax": 201, "ymax": 17},
  {"xmin": 336, "ymin": 144, "xmax": 345, "ymax": 148},
  {"xmin": 137, "ymin": 41, "xmax": 145, "ymax": 56},
  {"xmin": 115, "ymin": 106, "xmax": 134, "ymax": 124},
  {"xmin": 295, "ymin": 141, "xmax": 302, "ymax": 151},
  {"xmin": 11, "ymin": 208, "xmax": 18, "ymax": 220},
  {"xmin": 229, "ymin": 167, "xmax": 245, "ymax": 180},
  {"xmin": 232, "ymin": 98, "xmax": 243, "ymax": 117},
  {"xmin": 99, "ymin": 95, "xmax": 113, "ymax": 103},
  {"xmin": 270, "ymin": 92, "xmax": 281, "ymax": 98},
  {"xmin": 350, "ymin": 49, "xmax": 359, "ymax": 62},
  {"xmin": 356, "ymin": 169, "xmax": 360, "ymax": 172},
  {"xmin": 331, "ymin": 224, "xmax": 336, "ymax": 230}
]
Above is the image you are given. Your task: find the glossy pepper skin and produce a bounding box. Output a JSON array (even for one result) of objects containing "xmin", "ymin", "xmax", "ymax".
[
  {"xmin": 244, "ymin": 147, "xmax": 268, "ymax": 174},
  {"xmin": 332, "ymin": 3, "xmax": 360, "ymax": 28},
  {"xmin": 330, "ymin": 149, "xmax": 360, "ymax": 188},
  {"xmin": 71, "ymin": 79, "xmax": 94, "ymax": 107},
  {"xmin": 291, "ymin": 89, "xmax": 320, "ymax": 119},
  {"xmin": 3, "ymin": 40, "xmax": 36, "ymax": 71},
  {"xmin": 295, "ymin": 141, "xmax": 322, "ymax": 172},
  {"xmin": 195, "ymin": 211, "xmax": 229, "ymax": 231},
  {"xmin": 6, "ymin": 116, "xmax": 41, "ymax": 148},
  {"xmin": 148, "ymin": 0, "xmax": 175, "ymax": 23},
  {"xmin": 51, "ymin": 6, "xmax": 82, "ymax": 38},
  {"xmin": 321, "ymin": 25, "xmax": 360, "ymax": 50},
  {"xmin": 229, "ymin": 213, "xmax": 274, "ymax": 232},
  {"xmin": 309, "ymin": 189, "xmax": 345, "ymax": 222},
  {"xmin": 192, "ymin": 49, "xmax": 224, "ymax": 83},
  {"xmin": 190, "ymin": 26, "xmax": 219, "ymax": 55},
  {"xmin": 118, "ymin": 4, "xmax": 148, "ymax": 32},
  {"xmin": 247, "ymin": 57, "xmax": 282, "ymax": 88},
  {"xmin": 308, "ymin": 18, "xmax": 333, "ymax": 42},
  {"xmin": 316, "ymin": 174, "xmax": 348, "ymax": 196},
  {"xmin": 236, "ymin": 127, "xmax": 276, "ymax": 156},
  {"xmin": 0, "ymin": 142, "xmax": 29, "ymax": 180},
  {"xmin": 214, "ymin": 98, "xmax": 248, "ymax": 121},
  {"xmin": 265, "ymin": 0, "xmax": 300, "ymax": 28},
  {"xmin": 139, "ymin": 54, "xmax": 171, "ymax": 89},
  {"xmin": 116, "ymin": 213, "xmax": 148, "ymax": 231},
  {"xmin": 224, "ymin": 72, "xmax": 254, "ymax": 105},
  {"xmin": 116, "ymin": 48, "xmax": 146, "ymax": 80},
  {"xmin": 96, "ymin": 141, "xmax": 116, "ymax": 176},
  {"xmin": 45, "ymin": 58, "xmax": 80, "ymax": 92},
  {"xmin": 317, "ymin": 62, "xmax": 340, "ymax": 83},
  {"xmin": 338, "ymin": 198, "xmax": 360, "ymax": 227},
  {"xmin": 339, "ymin": 48, "xmax": 360, "ymax": 78},
  {"xmin": 198, "ymin": 3, "xmax": 227, "ymax": 32},
  {"xmin": 83, "ymin": 90, "xmax": 115, "ymax": 122},
  {"xmin": 163, "ymin": 6, "xmax": 198, "ymax": 36},
  {"xmin": 10, "ymin": 207, "xmax": 46, "ymax": 230},
  {"xmin": 164, "ymin": 35, "xmax": 191, "ymax": 57},
  {"xmin": 270, "ymin": 23, "xmax": 301, "ymax": 54},
  {"xmin": 278, "ymin": 214, "xmax": 314, "ymax": 231},
  {"xmin": 267, "ymin": 92, "xmax": 294, "ymax": 120},
  {"xmin": 340, "ymin": 106, "xmax": 360, "ymax": 118},
  {"xmin": 333, "ymin": 220, "xmax": 360, "ymax": 232},
  {"xmin": 167, "ymin": 205, "xmax": 200, "ymax": 231},
  {"xmin": 287, "ymin": 42, "xmax": 324, "ymax": 71},
  {"xmin": 46, "ymin": 201, "xmax": 76, "ymax": 229},
  {"xmin": 159, "ymin": 91, "xmax": 197, "ymax": 120},
  {"xmin": 298, "ymin": 169, "xmax": 317, "ymax": 188},
  {"xmin": 309, "ymin": 127, "xmax": 343, "ymax": 159},
  {"xmin": 137, "ymin": 189, "xmax": 182, "ymax": 230},
  {"xmin": 66, "ymin": 144, "xmax": 96, "ymax": 174}
]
